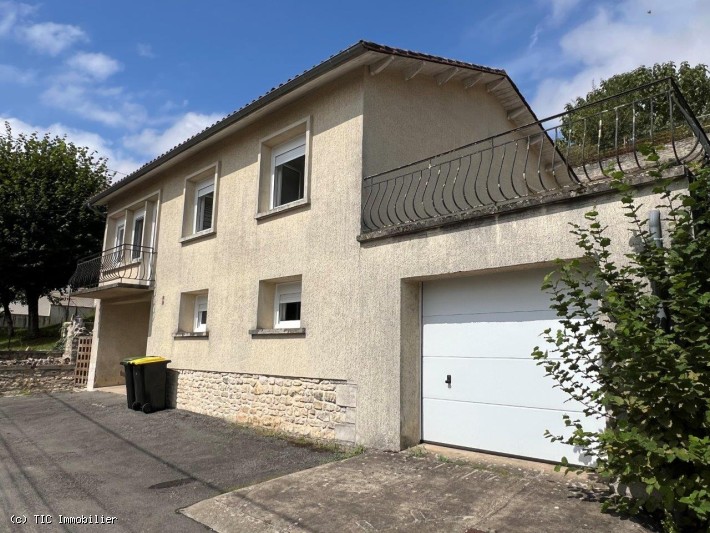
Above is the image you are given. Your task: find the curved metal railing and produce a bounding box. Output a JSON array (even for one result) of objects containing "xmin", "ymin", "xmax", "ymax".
[
  {"xmin": 69, "ymin": 245, "xmax": 156, "ymax": 291},
  {"xmin": 361, "ymin": 78, "xmax": 710, "ymax": 234}
]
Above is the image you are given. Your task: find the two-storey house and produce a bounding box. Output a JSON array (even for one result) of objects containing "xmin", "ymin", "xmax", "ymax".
[{"xmin": 70, "ymin": 41, "xmax": 710, "ymax": 463}]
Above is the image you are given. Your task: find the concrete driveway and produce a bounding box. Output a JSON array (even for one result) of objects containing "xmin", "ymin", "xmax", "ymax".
[
  {"xmin": 0, "ymin": 391, "xmax": 340, "ymax": 532},
  {"xmin": 184, "ymin": 447, "xmax": 654, "ymax": 533}
]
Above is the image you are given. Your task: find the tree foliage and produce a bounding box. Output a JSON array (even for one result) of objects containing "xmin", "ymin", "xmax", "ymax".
[
  {"xmin": 532, "ymin": 152, "xmax": 710, "ymax": 532},
  {"xmin": 559, "ymin": 62, "xmax": 710, "ymax": 161},
  {"xmin": 0, "ymin": 123, "xmax": 109, "ymax": 337},
  {"xmin": 564, "ymin": 62, "xmax": 710, "ymax": 117}
]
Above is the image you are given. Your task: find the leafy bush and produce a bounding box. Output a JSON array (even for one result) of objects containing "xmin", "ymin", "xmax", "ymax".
[{"xmin": 532, "ymin": 157, "xmax": 710, "ymax": 532}]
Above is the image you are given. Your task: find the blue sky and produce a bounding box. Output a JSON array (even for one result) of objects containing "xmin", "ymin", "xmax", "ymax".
[{"xmin": 1, "ymin": 0, "xmax": 707, "ymax": 179}]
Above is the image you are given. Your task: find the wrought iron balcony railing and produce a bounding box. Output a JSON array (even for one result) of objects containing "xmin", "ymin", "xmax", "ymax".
[
  {"xmin": 361, "ymin": 78, "xmax": 710, "ymax": 235},
  {"xmin": 69, "ymin": 245, "xmax": 156, "ymax": 291}
]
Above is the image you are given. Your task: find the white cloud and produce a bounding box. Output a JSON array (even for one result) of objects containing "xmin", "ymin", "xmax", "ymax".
[
  {"xmin": 0, "ymin": 1, "xmax": 34, "ymax": 37},
  {"xmin": 529, "ymin": 0, "xmax": 581, "ymax": 49},
  {"xmin": 20, "ymin": 21, "xmax": 87, "ymax": 56},
  {"xmin": 0, "ymin": 63, "xmax": 34, "ymax": 84},
  {"xmin": 0, "ymin": 111, "xmax": 227, "ymax": 178},
  {"xmin": 530, "ymin": 0, "xmax": 710, "ymax": 118},
  {"xmin": 548, "ymin": 0, "xmax": 582, "ymax": 25},
  {"xmin": 67, "ymin": 52, "xmax": 122, "ymax": 81},
  {"xmin": 0, "ymin": 2, "xmax": 224, "ymax": 179},
  {"xmin": 41, "ymin": 82, "xmax": 148, "ymax": 129},
  {"xmin": 123, "ymin": 112, "xmax": 223, "ymax": 158},
  {"xmin": 1, "ymin": 116, "xmax": 141, "ymax": 178},
  {"xmin": 136, "ymin": 43, "xmax": 155, "ymax": 58}
]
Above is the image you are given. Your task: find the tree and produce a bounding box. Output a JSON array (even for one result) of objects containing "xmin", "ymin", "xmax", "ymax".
[
  {"xmin": 0, "ymin": 123, "xmax": 109, "ymax": 337},
  {"xmin": 532, "ymin": 153, "xmax": 710, "ymax": 532},
  {"xmin": 0, "ymin": 128, "xmax": 18, "ymax": 338},
  {"xmin": 559, "ymin": 62, "xmax": 710, "ymax": 162},
  {"xmin": 0, "ymin": 286, "xmax": 16, "ymax": 338},
  {"xmin": 564, "ymin": 62, "xmax": 710, "ymax": 116}
]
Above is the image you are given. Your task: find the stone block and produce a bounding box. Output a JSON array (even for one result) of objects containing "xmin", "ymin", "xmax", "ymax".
[
  {"xmin": 323, "ymin": 391, "xmax": 336, "ymax": 403},
  {"xmin": 344, "ymin": 408, "xmax": 356, "ymax": 424},
  {"xmin": 335, "ymin": 384, "xmax": 357, "ymax": 407},
  {"xmin": 335, "ymin": 423, "xmax": 356, "ymax": 443}
]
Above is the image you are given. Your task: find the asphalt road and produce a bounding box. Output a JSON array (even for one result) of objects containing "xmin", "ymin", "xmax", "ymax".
[{"xmin": 0, "ymin": 391, "xmax": 339, "ymax": 533}]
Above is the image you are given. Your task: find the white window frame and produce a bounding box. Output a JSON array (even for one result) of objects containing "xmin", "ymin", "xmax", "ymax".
[
  {"xmin": 113, "ymin": 219, "xmax": 126, "ymax": 264},
  {"xmin": 274, "ymin": 282, "xmax": 301, "ymax": 329},
  {"xmin": 180, "ymin": 163, "xmax": 219, "ymax": 241},
  {"xmin": 194, "ymin": 294, "xmax": 208, "ymax": 333},
  {"xmin": 115, "ymin": 221, "xmax": 126, "ymax": 247},
  {"xmin": 270, "ymin": 135, "xmax": 306, "ymax": 209},
  {"xmin": 131, "ymin": 209, "xmax": 145, "ymax": 260},
  {"xmin": 194, "ymin": 180, "xmax": 215, "ymax": 234}
]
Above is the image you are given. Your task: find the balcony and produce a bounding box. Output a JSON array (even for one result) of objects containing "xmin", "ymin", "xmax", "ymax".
[
  {"xmin": 359, "ymin": 78, "xmax": 710, "ymax": 241},
  {"xmin": 69, "ymin": 245, "xmax": 156, "ymax": 299}
]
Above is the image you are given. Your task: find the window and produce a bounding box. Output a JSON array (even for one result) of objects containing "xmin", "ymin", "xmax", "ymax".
[
  {"xmin": 271, "ymin": 135, "xmax": 306, "ymax": 208},
  {"xmin": 131, "ymin": 210, "xmax": 145, "ymax": 260},
  {"xmin": 251, "ymin": 276, "xmax": 304, "ymax": 335},
  {"xmin": 256, "ymin": 119, "xmax": 310, "ymax": 217},
  {"xmin": 274, "ymin": 282, "xmax": 301, "ymax": 328},
  {"xmin": 176, "ymin": 291, "xmax": 209, "ymax": 337},
  {"xmin": 104, "ymin": 194, "xmax": 159, "ymax": 272},
  {"xmin": 113, "ymin": 220, "xmax": 125, "ymax": 264},
  {"xmin": 181, "ymin": 163, "xmax": 218, "ymax": 241},
  {"xmin": 115, "ymin": 221, "xmax": 125, "ymax": 248},
  {"xmin": 194, "ymin": 294, "xmax": 208, "ymax": 333},
  {"xmin": 194, "ymin": 181, "xmax": 214, "ymax": 233}
]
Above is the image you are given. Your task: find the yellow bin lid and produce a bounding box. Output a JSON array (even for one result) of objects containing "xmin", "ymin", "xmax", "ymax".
[{"xmin": 132, "ymin": 356, "xmax": 170, "ymax": 365}]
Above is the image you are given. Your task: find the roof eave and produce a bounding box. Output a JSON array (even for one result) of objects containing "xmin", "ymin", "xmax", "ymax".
[
  {"xmin": 90, "ymin": 41, "xmax": 515, "ymax": 206},
  {"xmin": 90, "ymin": 41, "xmax": 373, "ymax": 206}
]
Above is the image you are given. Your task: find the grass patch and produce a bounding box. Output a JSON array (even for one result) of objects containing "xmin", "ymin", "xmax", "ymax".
[
  {"xmin": 406, "ymin": 445, "xmax": 428, "ymax": 458},
  {"xmin": 434, "ymin": 453, "xmax": 470, "ymax": 466},
  {"xmin": 0, "ymin": 324, "xmax": 63, "ymax": 352}
]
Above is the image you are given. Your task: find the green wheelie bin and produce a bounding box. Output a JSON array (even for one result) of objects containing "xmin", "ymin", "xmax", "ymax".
[
  {"xmin": 131, "ymin": 356, "xmax": 171, "ymax": 413},
  {"xmin": 120, "ymin": 356, "xmax": 144, "ymax": 409}
]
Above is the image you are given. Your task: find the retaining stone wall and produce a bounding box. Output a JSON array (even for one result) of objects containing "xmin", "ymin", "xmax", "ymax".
[
  {"xmin": 0, "ymin": 365, "xmax": 75, "ymax": 396},
  {"xmin": 0, "ymin": 350, "xmax": 64, "ymax": 361},
  {"xmin": 167, "ymin": 369, "xmax": 357, "ymax": 443}
]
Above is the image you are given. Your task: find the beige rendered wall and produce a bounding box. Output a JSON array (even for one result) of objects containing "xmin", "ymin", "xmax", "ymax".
[
  {"xmin": 89, "ymin": 299, "xmax": 151, "ymax": 388},
  {"xmin": 362, "ymin": 71, "xmax": 521, "ymax": 177},
  {"xmin": 101, "ymin": 70, "xmax": 367, "ymax": 428},
  {"xmin": 360, "ymin": 71, "xmax": 562, "ymax": 232},
  {"xmin": 95, "ymin": 65, "xmax": 674, "ymax": 450},
  {"xmin": 357, "ymin": 180, "xmax": 681, "ymax": 448},
  {"xmin": 138, "ymin": 69, "xmax": 364, "ymax": 379}
]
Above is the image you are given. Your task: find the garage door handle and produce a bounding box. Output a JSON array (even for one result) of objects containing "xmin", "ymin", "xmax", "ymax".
[{"xmin": 445, "ymin": 374, "xmax": 451, "ymax": 386}]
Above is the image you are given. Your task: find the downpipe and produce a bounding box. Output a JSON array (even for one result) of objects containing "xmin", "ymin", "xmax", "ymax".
[{"xmin": 649, "ymin": 209, "xmax": 670, "ymax": 331}]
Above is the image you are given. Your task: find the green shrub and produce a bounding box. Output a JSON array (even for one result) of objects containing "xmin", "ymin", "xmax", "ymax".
[{"xmin": 532, "ymin": 157, "xmax": 710, "ymax": 532}]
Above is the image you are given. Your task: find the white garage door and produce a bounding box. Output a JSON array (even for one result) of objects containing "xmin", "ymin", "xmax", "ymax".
[{"xmin": 422, "ymin": 268, "xmax": 602, "ymax": 464}]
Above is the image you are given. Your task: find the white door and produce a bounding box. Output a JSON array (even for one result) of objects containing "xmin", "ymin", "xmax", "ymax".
[{"xmin": 422, "ymin": 268, "xmax": 603, "ymax": 464}]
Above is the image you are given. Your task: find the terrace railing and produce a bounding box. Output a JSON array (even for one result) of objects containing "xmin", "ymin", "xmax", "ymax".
[
  {"xmin": 361, "ymin": 78, "xmax": 710, "ymax": 235},
  {"xmin": 69, "ymin": 245, "xmax": 156, "ymax": 291}
]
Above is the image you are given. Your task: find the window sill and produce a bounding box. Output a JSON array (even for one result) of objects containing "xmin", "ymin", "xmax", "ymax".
[
  {"xmin": 173, "ymin": 331, "xmax": 209, "ymax": 339},
  {"xmin": 179, "ymin": 228, "xmax": 216, "ymax": 245},
  {"xmin": 255, "ymin": 198, "xmax": 309, "ymax": 221},
  {"xmin": 249, "ymin": 328, "xmax": 306, "ymax": 337}
]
